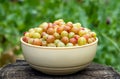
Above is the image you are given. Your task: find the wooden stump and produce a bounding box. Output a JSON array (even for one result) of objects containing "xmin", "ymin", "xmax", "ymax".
[{"xmin": 0, "ymin": 60, "xmax": 120, "ymax": 79}]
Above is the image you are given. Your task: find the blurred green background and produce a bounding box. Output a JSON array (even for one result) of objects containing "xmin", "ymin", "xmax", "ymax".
[{"xmin": 0, "ymin": 0, "xmax": 120, "ymax": 72}]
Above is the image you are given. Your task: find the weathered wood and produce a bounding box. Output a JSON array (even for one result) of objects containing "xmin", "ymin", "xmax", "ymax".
[{"xmin": 0, "ymin": 60, "xmax": 120, "ymax": 79}]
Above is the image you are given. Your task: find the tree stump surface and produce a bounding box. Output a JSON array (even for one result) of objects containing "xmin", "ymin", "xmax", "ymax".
[{"xmin": 0, "ymin": 60, "xmax": 120, "ymax": 79}]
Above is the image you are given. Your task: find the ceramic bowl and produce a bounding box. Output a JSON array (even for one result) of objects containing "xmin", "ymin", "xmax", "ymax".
[{"xmin": 20, "ymin": 37, "xmax": 98, "ymax": 75}]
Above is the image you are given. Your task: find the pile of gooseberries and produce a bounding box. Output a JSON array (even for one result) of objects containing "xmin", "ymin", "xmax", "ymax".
[{"xmin": 22, "ymin": 19, "xmax": 96, "ymax": 47}]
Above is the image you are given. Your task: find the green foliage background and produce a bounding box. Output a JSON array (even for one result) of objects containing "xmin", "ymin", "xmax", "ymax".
[{"xmin": 0, "ymin": 0, "xmax": 120, "ymax": 72}]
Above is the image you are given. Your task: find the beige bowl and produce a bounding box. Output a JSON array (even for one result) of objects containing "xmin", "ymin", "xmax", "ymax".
[{"xmin": 20, "ymin": 37, "xmax": 98, "ymax": 75}]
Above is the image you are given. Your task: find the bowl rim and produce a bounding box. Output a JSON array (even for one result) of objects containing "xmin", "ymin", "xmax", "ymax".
[{"xmin": 20, "ymin": 37, "xmax": 98, "ymax": 49}]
